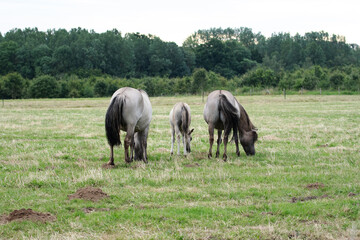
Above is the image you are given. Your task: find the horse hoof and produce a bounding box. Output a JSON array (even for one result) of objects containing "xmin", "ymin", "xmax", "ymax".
[
  {"xmin": 223, "ymin": 154, "xmax": 227, "ymax": 161},
  {"xmin": 107, "ymin": 159, "xmax": 115, "ymax": 165},
  {"xmin": 208, "ymin": 153, "xmax": 212, "ymax": 159},
  {"xmin": 236, "ymin": 151, "xmax": 240, "ymax": 157},
  {"xmin": 215, "ymin": 152, "xmax": 219, "ymax": 158}
]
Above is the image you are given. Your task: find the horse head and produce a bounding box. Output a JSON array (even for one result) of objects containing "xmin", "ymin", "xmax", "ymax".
[
  {"xmin": 185, "ymin": 128, "xmax": 194, "ymax": 153},
  {"xmin": 240, "ymin": 128, "xmax": 258, "ymax": 156},
  {"xmin": 237, "ymin": 100, "xmax": 258, "ymax": 156}
]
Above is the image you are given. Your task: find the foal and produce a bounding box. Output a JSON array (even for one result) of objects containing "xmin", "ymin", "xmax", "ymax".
[{"xmin": 169, "ymin": 102, "xmax": 194, "ymax": 155}]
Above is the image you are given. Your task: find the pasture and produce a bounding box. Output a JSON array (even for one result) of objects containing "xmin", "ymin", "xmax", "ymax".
[{"xmin": 0, "ymin": 95, "xmax": 359, "ymax": 239}]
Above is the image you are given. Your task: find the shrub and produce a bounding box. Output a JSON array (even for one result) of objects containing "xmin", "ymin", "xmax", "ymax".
[{"xmin": 29, "ymin": 75, "xmax": 60, "ymax": 98}]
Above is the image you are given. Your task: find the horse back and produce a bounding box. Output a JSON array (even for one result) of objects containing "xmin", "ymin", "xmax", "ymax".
[
  {"xmin": 113, "ymin": 87, "xmax": 152, "ymax": 132},
  {"xmin": 204, "ymin": 90, "xmax": 240, "ymax": 129},
  {"xmin": 170, "ymin": 102, "xmax": 191, "ymax": 133}
]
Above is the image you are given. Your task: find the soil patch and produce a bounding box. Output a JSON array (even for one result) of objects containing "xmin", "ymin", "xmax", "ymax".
[
  {"xmin": 82, "ymin": 207, "xmax": 111, "ymax": 213},
  {"xmin": 306, "ymin": 182, "xmax": 325, "ymax": 189},
  {"xmin": 184, "ymin": 163, "xmax": 200, "ymax": 168},
  {"xmin": 0, "ymin": 214, "xmax": 8, "ymax": 224},
  {"xmin": 318, "ymin": 144, "xmax": 329, "ymax": 148},
  {"xmin": 101, "ymin": 163, "xmax": 117, "ymax": 169},
  {"xmin": 1, "ymin": 209, "xmax": 55, "ymax": 223},
  {"xmin": 261, "ymin": 211, "xmax": 275, "ymax": 215},
  {"xmin": 68, "ymin": 186, "xmax": 109, "ymax": 202},
  {"xmin": 291, "ymin": 194, "xmax": 329, "ymax": 203}
]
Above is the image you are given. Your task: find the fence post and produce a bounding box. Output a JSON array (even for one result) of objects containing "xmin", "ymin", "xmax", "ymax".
[
  {"xmin": 338, "ymin": 87, "xmax": 340, "ymax": 95},
  {"xmin": 283, "ymin": 88, "xmax": 286, "ymax": 99},
  {"xmin": 320, "ymin": 88, "xmax": 322, "ymax": 95}
]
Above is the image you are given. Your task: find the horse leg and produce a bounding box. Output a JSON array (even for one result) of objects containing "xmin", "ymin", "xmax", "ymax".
[
  {"xmin": 175, "ymin": 126, "xmax": 181, "ymax": 155},
  {"xmin": 142, "ymin": 137, "xmax": 148, "ymax": 163},
  {"xmin": 108, "ymin": 145, "xmax": 115, "ymax": 165},
  {"xmin": 139, "ymin": 130, "xmax": 148, "ymax": 163},
  {"xmin": 223, "ymin": 133, "xmax": 229, "ymax": 161},
  {"xmin": 216, "ymin": 129, "xmax": 222, "ymax": 158},
  {"xmin": 143, "ymin": 128, "xmax": 149, "ymax": 162},
  {"xmin": 234, "ymin": 127, "xmax": 240, "ymax": 157},
  {"xmin": 176, "ymin": 133, "xmax": 181, "ymax": 155},
  {"xmin": 170, "ymin": 126, "xmax": 175, "ymax": 155},
  {"xmin": 208, "ymin": 123, "xmax": 214, "ymax": 158},
  {"xmin": 182, "ymin": 133, "xmax": 187, "ymax": 156},
  {"xmin": 130, "ymin": 134, "xmax": 135, "ymax": 161},
  {"xmin": 124, "ymin": 126, "xmax": 135, "ymax": 163}
]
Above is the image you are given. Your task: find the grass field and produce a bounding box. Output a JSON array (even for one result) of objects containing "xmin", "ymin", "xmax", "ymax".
[{"xmin": 0, "ymin": 94, "xmax": 359, "ymax": 239}]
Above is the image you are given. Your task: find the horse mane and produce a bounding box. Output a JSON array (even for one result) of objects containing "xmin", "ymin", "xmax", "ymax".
[
  {"xmin": 237, "ymin": 100, "xmax": 256, "ymax": 131},
  {"xmin": 181, "ymin": 104, "xmax": 189, "ymax": 133},
  {"xmin": 218, "ymin": 94, "xmax": 240, "ymax": 139},
  {"xmin": 105, "ymin": 95, "xmax": 125, "ymax": 146},
  {"xmin": 138, "ymin": 89, "xmax": 149, "ymax": 97}
]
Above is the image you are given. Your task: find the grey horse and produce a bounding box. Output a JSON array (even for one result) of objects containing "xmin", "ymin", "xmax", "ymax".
[
  {"xmin": 203, "ymin": 90, "xmax": 257, "ymax": 161},
  {"xmin": 105, "ymin": 87, "xmax": 152, "ymax": 164},
  {"xmin": 170, "ymin": 102, "xmax": 194, "ymax": 156}
]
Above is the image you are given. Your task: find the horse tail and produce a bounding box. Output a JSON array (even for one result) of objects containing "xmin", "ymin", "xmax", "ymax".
[
  {"xmin": 181, "ymin": 104, "xmax": 189, "ymax": 133},
  {"xmin": 218, "ymin": 94, "xmax": 239, "ymax": 140},
  {"xmin": 105, "ymin": 95, "xmax": 125, "ymax": 147}
]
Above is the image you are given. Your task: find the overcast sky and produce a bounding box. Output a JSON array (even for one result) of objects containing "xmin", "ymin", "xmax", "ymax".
[{"xmin": 1, "ymin": 0, "xmax": 359, "ymax": 46}]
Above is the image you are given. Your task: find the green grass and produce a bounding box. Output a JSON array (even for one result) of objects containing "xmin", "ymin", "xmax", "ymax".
[{"xmin": 0, "ymin": 95, "xmax": 359, "ymax": 239}]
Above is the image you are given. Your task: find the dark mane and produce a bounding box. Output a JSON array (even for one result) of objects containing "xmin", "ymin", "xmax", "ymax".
[
  {"xmin": 238, "ymin": 101, "xmax": 256, "ymax": 131},
  {"xmin": 181, "ymin": 104, "xmax": 189, "ymax": 133}
]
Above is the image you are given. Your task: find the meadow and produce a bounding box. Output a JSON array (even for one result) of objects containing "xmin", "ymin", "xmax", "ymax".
[{"xmin": 0, "ymin": 94, "xmax": 359, "ymax": 239}]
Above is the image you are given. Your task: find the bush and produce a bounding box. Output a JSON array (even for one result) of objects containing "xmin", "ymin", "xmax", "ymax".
[
  {"xmin": 2, "ymin": 72, "xmax": 25, "ymax": 99},
  {"xmin": 29, "ymin": 75, "xmax": 60, "ymax": 98},
  {"xmin": 94, "ymin": 79, "xmax": 108, "ymax": 97}
]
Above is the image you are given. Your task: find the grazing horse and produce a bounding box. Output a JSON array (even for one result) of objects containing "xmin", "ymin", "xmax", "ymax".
[
  {"xmin": 203, "ymin": 90, "xmax": 257, "ymax": 161},
  {"xmin": 105, "ymin": 87, "xmax": 152, "ymax": 164},
  {"xmin": 170, "ymin": 102, "xmax": 194, "ymax": 155}
]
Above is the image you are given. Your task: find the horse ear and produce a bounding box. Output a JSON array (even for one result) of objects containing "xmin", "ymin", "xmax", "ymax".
[
  {"xmin": 252, "ymin": 130, "xmax": 258, "ymax": 141},
  {"xmin": 189, "ymin": 128, "xmax": 194, "ymax": 134}
]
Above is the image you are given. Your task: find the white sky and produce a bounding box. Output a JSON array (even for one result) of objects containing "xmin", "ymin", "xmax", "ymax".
[{"xmin": 1, "ymin": 0, "xmax": 359, "ymax": 46}]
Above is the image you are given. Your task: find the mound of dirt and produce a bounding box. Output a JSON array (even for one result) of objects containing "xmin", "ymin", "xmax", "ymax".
[
  {"xmin": 1, "ymin": 209, "xmax": 55, "ymax": 223},
  {"xmin": 291, "ymin": 194, "xmax": 329, "ymax": 203},
  {"xmin": 306, "ymin": 182, "xmax": 325, "ymax": 189},
  {"xmin": 68, "ymin": 186, "xmax": 109, "ymax": 202}
]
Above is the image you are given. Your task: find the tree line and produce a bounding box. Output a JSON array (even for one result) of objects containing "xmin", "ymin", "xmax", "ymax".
[{"xmin": 1, "ymin": 27, "xmax": 360, "ymax": 99}]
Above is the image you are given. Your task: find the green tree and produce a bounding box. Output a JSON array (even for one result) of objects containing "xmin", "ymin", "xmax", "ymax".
[
  {"xmin": 329, "ymin": 71, "xmax": 345, "ymax": 89},
  {"xmin": 2, "ymin": 72, "xmax": 25, "ymax": 99},
  {"xmin": 192, "ymin": 68, "xmax": 208, "ymax": 102},
  {"xmin": 344, "ymin": 70, "xmax": 360, "ymax": 91},
  {"xmin": 305, "ymin": 42, "xmax": 326, "ymax": 66},
  {"xmin": 53, "ymin": 45, "xmax": 73, "ymax": 73},
  {"xmin": 94, "ymin": 79, "xmax": 108, "ymax": 97},
  {"xmin": 242, "ymin": 67, "xmax": 278, "ymax": 87},
  {"xmin": 29, "ymin": 75, "xmax": 60, "ymax": 98},
  {"xmin": 0, "ymin": 41, "xmax": 18, "ymax": 75},
  {"xmin": 16, "ymin": 44, "xmax": 35, "ymax": 79},
  {"xmin": 302, "ymin": 71, "xmax": 316, "ymax": 90}
]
